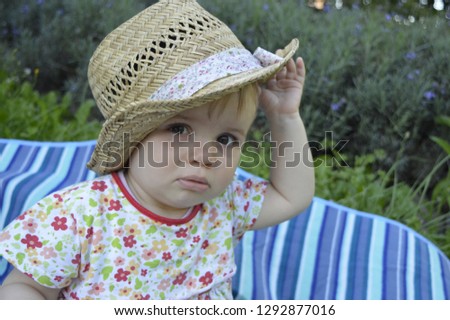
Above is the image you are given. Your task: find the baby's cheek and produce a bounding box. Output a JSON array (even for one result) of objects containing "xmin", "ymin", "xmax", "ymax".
[
  {"xmin": 214, "ymin": 166, "xmax": 238, "ymax": 192},
  {"xmin": 223, "ymin": 145, "xmax": 242, "ymax": 168}
]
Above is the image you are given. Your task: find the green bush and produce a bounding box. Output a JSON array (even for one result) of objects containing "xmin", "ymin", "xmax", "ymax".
[
  {"xmin": 0, "ymin": 70, "xmax": 101, "ymax": 141},
  {"xmin": 212, "ymin": 0, "xmax": 449, "ymax": 187},
  {"xmin": 0, "ymin": 0, "xmax": 154, "ymax": 112},
  {"xmin": 430, "ymin": 116, "xmax": 450, "ymax": 219}
]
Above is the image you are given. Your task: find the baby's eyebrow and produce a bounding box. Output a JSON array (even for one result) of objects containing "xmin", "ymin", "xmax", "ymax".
[{"xmin": 165, "ymin": 114, "xmax": 192, "ymax": 123}]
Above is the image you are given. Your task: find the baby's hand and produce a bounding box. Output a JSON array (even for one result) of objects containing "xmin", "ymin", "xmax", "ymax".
[{"xmin": 259, "ymin": 56, "xmax": 305, "ymax": 118}]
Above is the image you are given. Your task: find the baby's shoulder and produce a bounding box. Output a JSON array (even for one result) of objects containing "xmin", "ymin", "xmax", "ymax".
[
  {"xmin": 227, "ymin": 172, "xmax": 268, "ymax": 195},
  {"xmin": 34, "ymin": 174, "xmax": 117, "ymax": 210},
  {"xmin": 57, "ymin": 174, "xmax": 115, "ymax": 197},
  {"xmin": 209, "ymin": 172, "xmax": 268, "ymax": 208}
]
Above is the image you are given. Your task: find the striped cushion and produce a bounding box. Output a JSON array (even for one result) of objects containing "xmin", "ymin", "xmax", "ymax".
[
  {"xmin": 1, "ymin": 139, "xmax": 449, "ymax": 299},
  {"xmin": 235, "ymin": 167, "xmax": 450, "ymax": 299}
]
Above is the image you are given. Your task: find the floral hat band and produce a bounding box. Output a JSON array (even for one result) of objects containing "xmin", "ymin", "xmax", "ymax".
[{"xmin": 149, "ymin": 47, "xmax": 282, "ymax": 101}]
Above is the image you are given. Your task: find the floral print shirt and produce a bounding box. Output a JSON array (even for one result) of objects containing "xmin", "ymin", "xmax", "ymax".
[{"xmin": 0, "ymin": 171, "xmax": 267, "ymax": 299}]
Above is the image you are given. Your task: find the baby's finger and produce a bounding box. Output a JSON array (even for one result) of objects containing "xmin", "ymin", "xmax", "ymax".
[
  {"xmin": 285, "ymin": 58, "xmax": 297, "ymax": 76},
  {"xmin": 296, "ymin": 57, "xmax": 306, "ymax": 79},
  {"xmin": 265, "ymin": 78, "xmax": 277, "ymax": 90},
  {"xmin": 276, "ymin": 66, "xmax": 287, "ymax": 81}
]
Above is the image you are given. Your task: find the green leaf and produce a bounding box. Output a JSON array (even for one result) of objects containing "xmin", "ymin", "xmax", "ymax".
[
  {"xmin": 252, "ymin": 195, "xmax": 261, "ymax": 201},
  {"xmin": 435, "ymin": 115, "xmax": 450, "ymax": 127},
  {"xmin": 101, "ymin": 266, "xmax": 114, "ymax": 281},
  {"xmin": 135, "ymin": 278, "xmax": 143, "ymax": 290},
  {"xmin": 224, "ymin": 237, "xmax": 232, "ymax": 250},
  {"xmin": 89, "ymin": 199, "xmax": 98, "ymax": 207},
  {"xmin": 430, "ymin": 136, "xmax": 450, "ymax": 155},
  {"xmin": 160, "ymin": 292, "xmax": 166, "ymax": 299},
  {"xmin": 117, "ymin": 218, "xmax": 126, "ymax": 226},
  {"xmin": 176, "ymin": 260, "xmax": 183, "ymax": 268},
  {"xmin": 208, "ymin": 231, "xmax": 219, "ymax": 239},
  {"xmin": 106, "ymin": 213, "xmax": 118, "ymax": 221},
  {"xmin": 37, "ymin": 276, "xmax": 54, "ymax": 286},
  {"xmin": 171, "ymin": 239, "xmax": 184, "ymax": 246},
  {"xmin": 16, "ymin": 253, "xmax": 25, "ymax": 265},
  {"xmin": 191, "ymin": 226, "xmax": 198, "ymax": 234},
  {"xmin": 146, "ymin": 226, "xmax": 157, "ymax": 235},
  {"xmin": 55, "ymin": 241, "xmax": 63, "ymax": 252},
  {"xmin": 111, "ymin": 238, "xmax": 122, "ymax": 249},
  {"xmin": 83, "ymin": 215, "xmax": 94, "ymax": 227},
  {"xmin": 144, "ymin": 260, "xmax": 160, "ymax": 268}
]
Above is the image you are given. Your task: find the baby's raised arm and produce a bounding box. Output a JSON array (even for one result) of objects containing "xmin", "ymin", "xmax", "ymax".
[
  {"xmin": 252, "ymin": 56, "xmax": 315, "ymax": 229},
  {"xmin": 0, "ymin": 268, "xmax": 60, "ymax": 300}
]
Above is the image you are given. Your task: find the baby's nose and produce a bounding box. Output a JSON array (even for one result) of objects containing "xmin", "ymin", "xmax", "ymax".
[{"xmin": 191, "ymin": 140, "xmax": 223, "ymax": 168}]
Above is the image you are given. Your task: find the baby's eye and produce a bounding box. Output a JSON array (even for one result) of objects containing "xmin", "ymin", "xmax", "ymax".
[
  {"xmin": 217, "ymin": 134, "xmax": 239, "ymax": 147},
  {"xmin": 168, "ymin": 124, "xmax": 190, "ymax": 135}
]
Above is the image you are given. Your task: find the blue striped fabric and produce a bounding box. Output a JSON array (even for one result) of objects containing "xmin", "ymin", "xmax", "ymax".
[
  {"xmin": 233, "ymin": 168, "xmax": 450, "ymax": 300},
  {"xmin": 0, "ymin": 139, "xmax": 97, "ymax": 281},
  {"xmin": 1, "ymin": 139, "xmax": 449, "ymax": 299}
]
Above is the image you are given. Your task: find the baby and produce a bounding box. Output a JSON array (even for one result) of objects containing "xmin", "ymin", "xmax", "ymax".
[{"xmin": 0, "ymin": 0, "xmax": 314, "ymax": 299}]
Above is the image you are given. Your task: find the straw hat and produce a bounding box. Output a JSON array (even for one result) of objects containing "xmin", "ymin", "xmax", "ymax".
[{"xmin": 87, "ymin": 0, "xmax": 299, "ymax": 174}]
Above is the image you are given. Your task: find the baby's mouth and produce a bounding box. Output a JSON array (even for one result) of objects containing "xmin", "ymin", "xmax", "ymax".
[{"xmin": 177, "ymin": 176, "xmax": 209, "ymax": 193}]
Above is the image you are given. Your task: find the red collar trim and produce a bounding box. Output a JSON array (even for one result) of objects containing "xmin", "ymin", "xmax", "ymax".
[{"xmin": 112, "ymin": 172, "xmax": 202, "ymax": 226}]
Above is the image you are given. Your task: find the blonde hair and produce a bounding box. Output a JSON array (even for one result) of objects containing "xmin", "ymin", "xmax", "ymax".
[{"xmin": 208, "ymin": 82, "xmax": 260, "ymax": 121}]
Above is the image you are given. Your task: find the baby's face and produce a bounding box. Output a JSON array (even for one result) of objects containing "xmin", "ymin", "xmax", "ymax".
[{"xmin": 126, "ymin": 92, "xmax": 256, "ymax": 217}]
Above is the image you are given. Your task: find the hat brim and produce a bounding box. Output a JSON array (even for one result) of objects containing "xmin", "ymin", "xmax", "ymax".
[{"xmin": 87, "ymin": 38, "xmax": 299, "ymax": 174}]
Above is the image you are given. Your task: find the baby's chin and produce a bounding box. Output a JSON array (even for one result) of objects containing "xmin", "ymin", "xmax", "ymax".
[{"xmin": 168, "ymin": 190, "xmax": 221, "ymax": 209}]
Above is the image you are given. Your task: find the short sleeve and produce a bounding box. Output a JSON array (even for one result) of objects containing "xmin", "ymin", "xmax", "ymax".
[
  {"xmin": 229, "ymin": 174, "xmax": 268, "ymax": 246},
  {"xmin": 0, "ymin": 189, "xmax": 81, "ymax": 289}
]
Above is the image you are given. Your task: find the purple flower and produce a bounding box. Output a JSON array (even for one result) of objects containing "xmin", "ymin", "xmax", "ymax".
[
  {"xmin": 407, "ymin": 69, "xmax": 421, "ymax": 80},
  {"xmin": 385, "ymin": 14, "xmax": 392, "ymax": 21},
  {"xmin": 21, "ymin": 5, "xmax": 30, "ymax": 14},
  {"xmin": 262, "ymin": 4, "xmax": 269, "ymax": 11},
  {"xmin": 405, "ymin": 51, "xmax": 417, "ymax": 60},
  {"xmin": 331, "ymin": 98, "xmax": 346, "ymax": 111},
  {"xmin": 36, "ymin": 0, "xmax": 44, "ymax": 5},
  {"xmin": 424, "ymin": 91, "xmax": 436, "ymax": 100}
]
